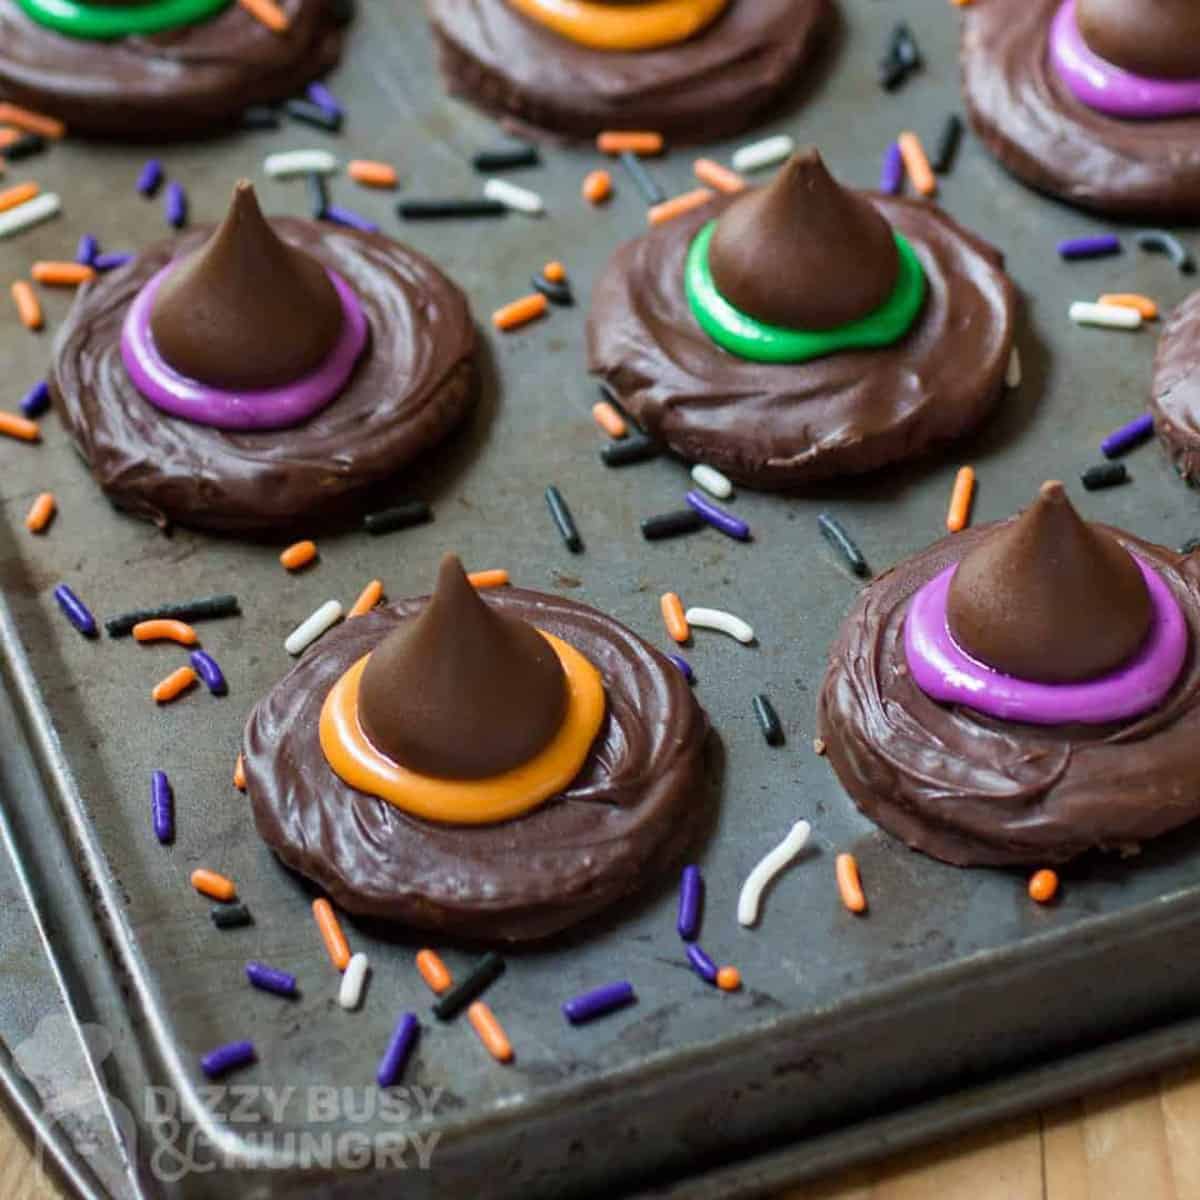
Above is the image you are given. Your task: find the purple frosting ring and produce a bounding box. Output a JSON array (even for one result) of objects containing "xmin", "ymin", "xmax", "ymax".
[
  {"xmin": 120, "ymin": 264, "xmax": 368, "ymax": 431},
  {"xmin": 1049, "ymin": 0, "xmax": 1200, "ymax": 120},
  {"xmin": 904, "ymin": 556, "xmax": 1188, "ymax": 725}
]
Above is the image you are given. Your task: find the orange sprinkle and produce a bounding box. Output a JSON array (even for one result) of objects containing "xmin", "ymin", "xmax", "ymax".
[
  {"xmin": 660, "ymin": 591, "xmax": 689, "ymax": 644},
  {"xmin": 946, "ymin": 465, "xmax": 976, "ymax": 533},
  {"xmin": 693, "ymin": 158, "xmax": 746, "ymax": 194},
  {"xmin": 348, "ymin": 578, "xmax": 385, "ymax": 618},
  {"xmin": 0, "ymin": 411, "xmax": 41, "ymax": 442},
  {"xmin": 582, "ymin": 169, "xmax": 613, "ymax": 205},
  {"xmin": 313, "ymin": 898, "xmax": 351, "ymax": 970},
  {"xmin": 416, "ymin": 948, "xmax": 453, "ymax": 994},
  {"xmin": 11, "ymin": 280, "xmax": 42, "ymax": 330},
  {"xmin": 1098, "ymin": 293, "xmax": 1158, "ymax": 321},
  {"xmin": 133, "ymin": 619, "xmax": 199, "ymax": 646},
  {"xmin": 648, "ymin": 187, "xmax": 715, "ymax": 227},
  {"xmin": 31, "ymin": 261, "xmax": 95, "ymax": 287},
  {"xmin": 467, "ymin": 1001, "xmax": 513, "ymax": 1063},
  {"xmin": 836, "ymin": 853, "xmax": 867, "ymax": 914},
  {"xmin": 1029, "ymin": 869, "xmax": 1059, "ymax": 904},
  {"xmin": 468, "ymin": 568, "xmax": 510, "ymax": 589},
  {"xmin": 0, "ymin": 181, "xmax": 39, "ymax": 214},
  {"xmin": 492, "ymin": 292, "xmax": 548, "ymax": 331},
  {"xmin": 280, "ymin": 539, "xmax": 318, "ymax": 571},
  {"xmin": 152, "ymin": 665, "xmax": 197, "ymax": 704},
  {"xmin": 897, "ymin": 131, "xmax": 937, "ymax": 197},
  {"xmin": 596, "ymin": 130, "xmax": 664, "ymax": 156},
  {"xmin": 348, "ymin": 160, "xmax": 398, "ymax": 188},
  {"xmin": 236, "ymin": 0, "xmax": 289, "ymax": 32},
  {"xmin": 0, "ymin": 103, "xmax": 65, "ymax": 140},
  {"xmin": 592, "ymin": 400, "xmax": 627, "ymax": 439},
  {"xmin": 715, "ymin": 966, "xmax": 742, "ymax": 991},
  {"xmin": 234, "ymin": 753, "xmax": 247, "ymax": 791},
  {"xmin": 0, "ymin": 129, "xmax": 20, "ymax": 151},
  {"xmin": 24, "ymin": 492, "xmax": 55, "ymax": 533},
  {"xmin": 191, "ymin": 868, "xmax": 236, "ymax": 902},
  {"xmin": 543, "ymin": 261, "xmax": 567, "ymax": 284}
]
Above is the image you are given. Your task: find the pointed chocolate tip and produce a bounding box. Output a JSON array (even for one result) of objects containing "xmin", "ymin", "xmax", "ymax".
[
  {"xmin": 946, "ymin": 483, "xmax": 1152, "ymax": 684},
  {"xmin": 1078, "ymin": 0, "xmax": 1200, "ymax": 80}
]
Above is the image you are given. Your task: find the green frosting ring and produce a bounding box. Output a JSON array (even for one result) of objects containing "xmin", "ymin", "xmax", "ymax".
[
  {"xmin": 15, "ymin": 0, "xmax": 228, "ymax": 40},
  {"xmin": 684, "ymin": 221, "xmax": 927, "ymax": 364}
]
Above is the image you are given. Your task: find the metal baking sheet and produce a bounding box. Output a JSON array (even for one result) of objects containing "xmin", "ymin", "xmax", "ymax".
[{"xmin": 4, "ymin": 0, "xmax": 1200, "ymax": 1196}]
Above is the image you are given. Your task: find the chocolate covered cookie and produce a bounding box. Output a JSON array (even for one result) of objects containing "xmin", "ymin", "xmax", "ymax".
[{"xmin": 1152, "ymin": 290, "xmax": 1200, "ymax": 482}]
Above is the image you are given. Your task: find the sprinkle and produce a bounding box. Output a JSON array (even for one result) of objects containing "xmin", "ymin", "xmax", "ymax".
[
  {"xmin": 932, "ymin": 114, "xmax": 963, "ymax": 173},
  {"xmin": 1028, "ymin": 869, "xmax": 1059, "ymax": 904},
  {"xmin": 19, "ymin": 380, "xmax": 49, "ymax": 417},
  {"xmin": 493, "ymin": 292, "xmax": 548, "ymax": 331},
  {"xmin": 684, "ymin": 606, "xmax": 754, "ymax": 644},
  {"xmin": 693, "ymin": 158, "xmax": 746, "ymax": 194},
  {"xmin": 279, "ymin": 539, "xmax": 318, "ymax": 571},
  {"xmin": 685, "ymin": 489, "xmax": 750, "ymax": 540},
  {"xmin": 468, "ymin": 1002, "xmax": 513, "ymax": 1063},
  {"xmin": 376, "ymin": 1014, "xmax": 420, "ymax": 1087},
  {"xmin": 1135, "ymin": 229, "xmax": 1194, "ymax": 274},
  {"xmin": 397, "ymin": 198, "xmax": 507, "ymax": 220},
  {"xmin": 879, "ymin": 141, "xmax": 904, "ymax": 195},
  {"xmin": 469, "ymin": 569, "xmax": 509, "ymax": 589},
  {"xmin": 897, "ymin": 131, "xmax": 936, "ymax": 197},
  {"xmin": 471, "ymin": 144, "xmax": 540, "ymax": 172},
  {"xmin": 264, "ymin": 149, "xmax": 339, "ymax": 178},
  {"xmin": 818, "ymin": 512, "xmax": 869, "ymax": 577},
  {"xmin": 531, "ymin": 273, "xmax": 573, "ymax": 306},
  {"xmin": 363, "ymin": 499, "xmax": 432, "ymax": 535},
  {"xmin": 602, "ymin": 432, "xmax": 660, "ymax": 466},
  {"xmin": 660, "ymin": 591, "xmax": 689, "ymax": 643},
  {"xmin": 211, "ymin": 902, "xmax": 253, "ymax": 930},
  {"xmin": 597, "ymin": 131, "xmax": 663, "ymax": 156},
  {"xmin": 239, "ymin": 0, "xmax": 289, "ymax": 33},
  {"xmin": 545, "ymin": 484, "xmax": 583, "ymax": 552},
  {"xmin": 285, "ymin": 600, "xmax": 343, "ymax": 656},
  {"xmin": 164, "ymin": 182, "xmax": 187, "ymax": 229},
  {"xmin": 676, "ymin": 865, "xmax": 702, "ymax": 940},
  {"xmin": 191, "ymin": 868, "xmax": 236, "ymax": 902},
  {"xmin": 752, "ymin": 693, "xmax": 784, "ymax": 746},
  {"xmin": 151, "ymin": 770, "xmax": 174, "ymax": 844},
  {"xmin": 737, "ymin": 820, "xmax": 812, "ymax": 927},
  {"xmin": 0, "ymin": 133, "xmax": 45, "ymax": 162},
  {"xmin": 483, "ymin": 177, "xmax": 544, "ymax": 216},
  {"xmin": 53, "ymin": 584, "xmax": 96, "ymax": 637},
  {"xmin": 233, "ymin": 755, "xmax": 246, "ymax": 790},
  {"xmin": 882, "ymin": 64, "xmax": 910, "ymax": 92},
  {"xmin": 31, "ymin": 261, "xmax": 94, "ymax": 287},
  {"xmin": 0, "ymin": 192, "xmax": 60, "ymax": 239},
  {"xmin": 324, "ymin": 204, "xmax": 378, "ymax": 233},
  {"xmin": 434, "ymin": 952, "xmax": 505, "ymax": 1020},
  {"xmin": 0, "ymin": 103, "xmax": 65, "ymax": 140},
  {"xmin": 543, "ymin": 261, "xmax": 567, "ymax": 284},
  {"xmin": 246, "ymin": 961, "xmax": 297, "ymax": 998},
  {"xmin": 1082, "ymin": 461, "xmax": 1129, "ymax": 490},
  {"xmin": 0, "ymin": 129, "xmax": 19, "ymax": 151},
  {"xmin": 75, "ymin": 233, "xmax": 98, "ymax": 265},
  {"xmin": 133, "ymin": 618, "xmax": 198, "ymax": 645},
  {"xmin": 690, "ymin": 463, "xmax": 733, "ymax": 500},
  {"xmin": 667, "ymin": 653, "xmax": 694, "ymax": 682},
  {"xmin": 1006, "ymin": 347, "xmax": 1022, "ymax": 389},
  {"xmin": 582, "ymin": 169, "xmax": 612, "ymax": 205},
  {"xmin": 0, "ymin": 181, "xmax": 39, "ymax": 213},
  {"xmin": 347, "ymin": 159, "xmax": 397, "ymax": 188},
  {"xmin": 592, "ymin": 400, "xmax": 627, "ymax": 438},
  {"xmin": 686, "ymin": 943, "xmax": 718, "ymax": 984},
  {"xmin": 946, "ymin": 465, "xmax": 976, "ymax": 533},
  {"xmin": 731, "ymin": 135, "xmax": 794, "ymax": 174},
  {"xmin": 200, "ymin": 1041, "xmax": 255, "ymax": 1080},
  {"xmin": 416, "ymin": 949, "xmax": 453, "ymax": 995},
  {"xmin": 241, "ymin": 106, "xmax": 281, "ymax": 130},
  {"xmin": 190, "ymin": 649, "xmax": 228, "ymax": 696},
  {"xmin": 1069, "ymin": 300, "xmax": 1142, "ymax": 329},
  {"xmin": 348, "ymin": 579, "xmax": 384, "ymax": 618},
  {"xmin": 0, "ymin": 410, "xmax": 40, "ymax": 441},
  {"xmin": 619, "ymin": 150, "xmax": 666, "ymax": 205},
  {"xmin": 641, "ymin": 509, "xmax": 706, "ymax": 540},
  {"xmin": 835, "ymin": 853, "xmax": 867, "ymax": 914},
  {"xmin": 305, "ymin": 81, "xmax": 343, "ymax": 119},
  {"xmin": 153, "ymin": 666, "xmax": 197, "ymax": 704},
  {"xmin": 11, "ymin": 280, "xmax": 42, "ymax": 330},
  {"xmin": 339, "ymin": 953, "xmax": 370, "ymax": 1010},
  {"xmin": 716, "ymin": 966, "xmax": 741, "ymax": 991},
  {"xmin": 648, "ymin": 188, "xmax": 715, "ymax": 226},
  {"xmin": 563, "ymin": 982, "xmax": 636, "ymax": 1024},
  {"xmin": 105, "ymin": 594, "xmax": 239, "ymax": 637},
  {"xmin": 1058, "ymin": 234, "xmax": 1120, "ymax": 260},
  {"xmin": 1101, "ymin": 412, "xmax": 1154, "ymax": 458},
  {"xmin": 24, "ymin": 492, "xmax": 55, "ymax": 533},
  {"xmin": 285, "ymin": 98, "xmax": 342, "ymax": 131},
  {"xmin": 93, "ymin": 252, "xmax": 133, "ymax": 271},
  {"xmin": 312, "ymin": 898, "xmax": 351, "ymax": 971},
  {"xmin": 1098, "ymin": 293, "xmax": 1158, "ymax": 320},
  {"xmin": 305, "ymin": 171, "xmax": 328, "ymax": 218},
  {"xmin": 136, "ymin": 159, "xmax": 163, "ymax": 197}
]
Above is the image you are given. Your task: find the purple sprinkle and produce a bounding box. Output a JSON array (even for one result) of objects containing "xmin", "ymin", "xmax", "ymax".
[
  {"xmin": 306, "ymin": 81, "xmax": 343, "ymax": 118},
  {"xmin": 94, "ymin": 252, "xmax": 134, "ymax": 272},
  {"xmin": 562, "ymin": 981, "xmax": 636, "ymax": 1024},
  {"xmin": 137, "ymin": 159, "xmax": 163, "ymax": 197},
  {"xmin": 189, "ymin": 649, "xmax": 227, "ymax": 695},
  {"xmin": 1101, "ymin": 412, "xmax": 1154, "ymax": 458},
  {"xmin": 666, "ymin": 653, "xmax": 694, "ymax": 683},
  {"xmin": 684, "ymin": 490, "xmax": 751, "ymax": 541},
  {"xmin": 676, "ymin": 865, "xmax": 702, "ymax": 941},
  {"xmin": 686, "ymin": 943, "xmax": 718, "ymax": 984},
  {"xmin": 200, "ymin": 1040, "xmax": 255, "ymax": 1079},
  {"xmin": 151, "ymin": 770, "xmax": 174, "ymax": 844},
  {"xmin": 53, "ymin": 584, "xmax": 97, "ymax": 638},
  {"xmin": 165, "ymin": 181, "xmax": 187, "ymax": 229},
  {"xmin": 1057, "ymin": 234, "xmax": 1121, "ymax": 260},
  {"xmin": 75, "ymin": 234, "xmax": 98, "ymax": 266},
  {"xmin": 246, "ymin": 961, "xmax": 298, "ymax": 997},
  {"xmin": 20, "ymin": 380, "xmax": 49, "ymax": 417},
  {"xmin": 324, "ymin": 204, "xmax": 379, "ymax": 233},
  {"xmin": 377, "ymin": 1013, "xmax": 419, "ymax": 1087},
  {"xmin": 879, "ymin": 141, "xmax": 904, "ymax": 195}
]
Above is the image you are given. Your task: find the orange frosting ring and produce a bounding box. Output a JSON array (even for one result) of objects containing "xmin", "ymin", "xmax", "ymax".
[
  {"xmin": 504, "ymin": 0, "xmax": 729, "ymax": 52},
  {"xmin": 319, "ymin": 631, "xmax": 606, "ymax": 825}
]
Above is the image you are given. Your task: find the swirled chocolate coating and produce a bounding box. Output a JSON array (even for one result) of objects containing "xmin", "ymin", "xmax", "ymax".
[
  {"xmin": 818, "ymin": 525, "xmax": 1200, "ymax": 867},
  {"xmin": 244, "ymin": 589, "xmax": 711, "ymax": 941},
  {"xmin": 1152, "ymin": 290, "xmax": 1200, "ymax": 483},
  {"xmin": 947, "ymin": 481, "xmax": 1152, "ymax": 683},
  {"xmin": 358, "ymin": 554, "xmax": 568, "ymax": 779},
  {"xmin": 708, "ymin": 150, "xmax": 899, "ymax": 332},
  {"xmin": 1077, "ymin": 0, "xmax": 1200, "ymax": 81}
]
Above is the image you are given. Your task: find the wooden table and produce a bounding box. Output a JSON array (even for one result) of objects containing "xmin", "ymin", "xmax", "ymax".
[{"xmin": 3, "ymin": 1064, "xmax": 1199, "ymax": 1198}]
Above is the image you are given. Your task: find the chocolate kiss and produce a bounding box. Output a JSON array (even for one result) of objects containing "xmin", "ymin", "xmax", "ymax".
[
  {"xmin": 357, "ymin": 553, "xmax": 569, "ymax": 780},
  {"xmin": 149, "ymin": 180, "xmax": 344, "ymax": 391},
  {"xmin": 707, "ymin": 148, "xmax": 900, "ymax": 331},
  {"xmin": 1077, "ymin": 0, "xmax": 1200, "ymax": 81},
  {"xmin": 946, "ymin": 481, "xmax": 1153, "ymax": 684}
]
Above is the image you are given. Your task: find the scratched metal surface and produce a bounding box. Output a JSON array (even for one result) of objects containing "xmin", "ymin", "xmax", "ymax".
[{"xmin": 4, "ymin": 0, "xmax": 1200, "ymax": 1196}]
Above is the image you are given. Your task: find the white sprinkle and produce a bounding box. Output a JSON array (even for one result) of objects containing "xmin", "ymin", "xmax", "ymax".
[
  {"xmin": 1005, "ymin": 347, "xmax": 1021, "ymax": 389},
  {"xmin": 482, "ymin": 177, "xmax": 544, "ymax": 215},
  {"xmin": 737, "ymin": 821, "xmax": 812, "ymax": 927},
  {"xmin": 338, "ymin": 953, "xmax": 370, "ymax": 1010},
  {"xmin": 690, "ymin": 463, "xmax": 734, "ymax": 500},
  {"xmin": 0, "ymin": 192, "xmax": 61, "ymax": 241},
  {"xmin": 285, "ymin": 600, "xmax": 343, "ymax": 656},
  {"xmin": 1069, "ymin": 301, "xmax": 1142, "ymax": 330},
  {"xmin": 264, "ymin": 149, "xmax": 340, "ymax": 179},
  {"xmin": 731, "ymin": 135, "xmax": 795, "ymax": 174},
  {"xmin": 684, "ymin": 606, "xmax": 754, "ymax": 644}
]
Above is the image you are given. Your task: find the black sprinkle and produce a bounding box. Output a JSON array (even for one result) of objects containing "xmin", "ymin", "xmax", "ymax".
[
  {"xmin": 818, "ymin": 513, "xmax": 869, "ymax": 578},
  {"xmin": 601, "ymin": 433, "xmax": 661, "ymax": 467},
  {"xmin": 106, "ymin": 594, "xmax": 240, "ymax": 637},
  {"xmin": 398, "ymin": 199, "xmax": 508, "ymax": 220},
  {"xmin": 1181, "ymin": 537, "xmax": 1200, "ymax": 555},
  {"xmin": 1081, "ymin": 461, "xmax": 1129, "ymax": 490},
  {"xmin": 932, "ymin": 114, "xmax": 963, "ymax": 174},
  {"xmin": 1, "ymin": 133, "xmax": 46, "ymax": 161},
  {"xmin": 306, "ymin": 172, "xmax": 329, "ymax": 220},
  {"xmin": 531, "ymin": 274, "xmax": 574, "ymax": 306},
  {"xmin": 1136, "ymin": 229, "xmax": 1196, "ymax": 274},
  {"xmin": 240, "ymin": 106, "xmax": 281, "ymax": 130},
  {"xmin": 285, "ymin": 98, "xmax": 342, "ymax": 132},
  {"xmin": 752, "ymin": 693, "xmax": 784, "ymax": 746},
  {"xmin": 211, "ymin": 903, "xmax": 253, "ymax": 930},
  {"xmin": 641, "ymin": 509, "xmax": 706, "ymax": 541},
  {"xmin": 472, "ymin": 144, "xmax": 540, "ymax": 172},
  {"xmin": 545, "ymin": 485, "xmax": 583, "ymax": 553},
  {"xmin": 889, "ymin": 21, "xmax": 922, "ymax": 70},
  {"xmin": 433, "ymin": 952, "xmax": 505, "ymax": 1020},
  {"xmin": 879, "ymin": 57, "xmax": 910, "ymax": 91},
  {"xmin": 597, "ymin": 380, "xmax": 641, "ymax": 433},
  {"xmin": 363, "ymin": 500, "xmax": 432, "ymax": 535},
  {"xmin": 618, "ymin": 150, "xmax": 666, "ymax": 205}
]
